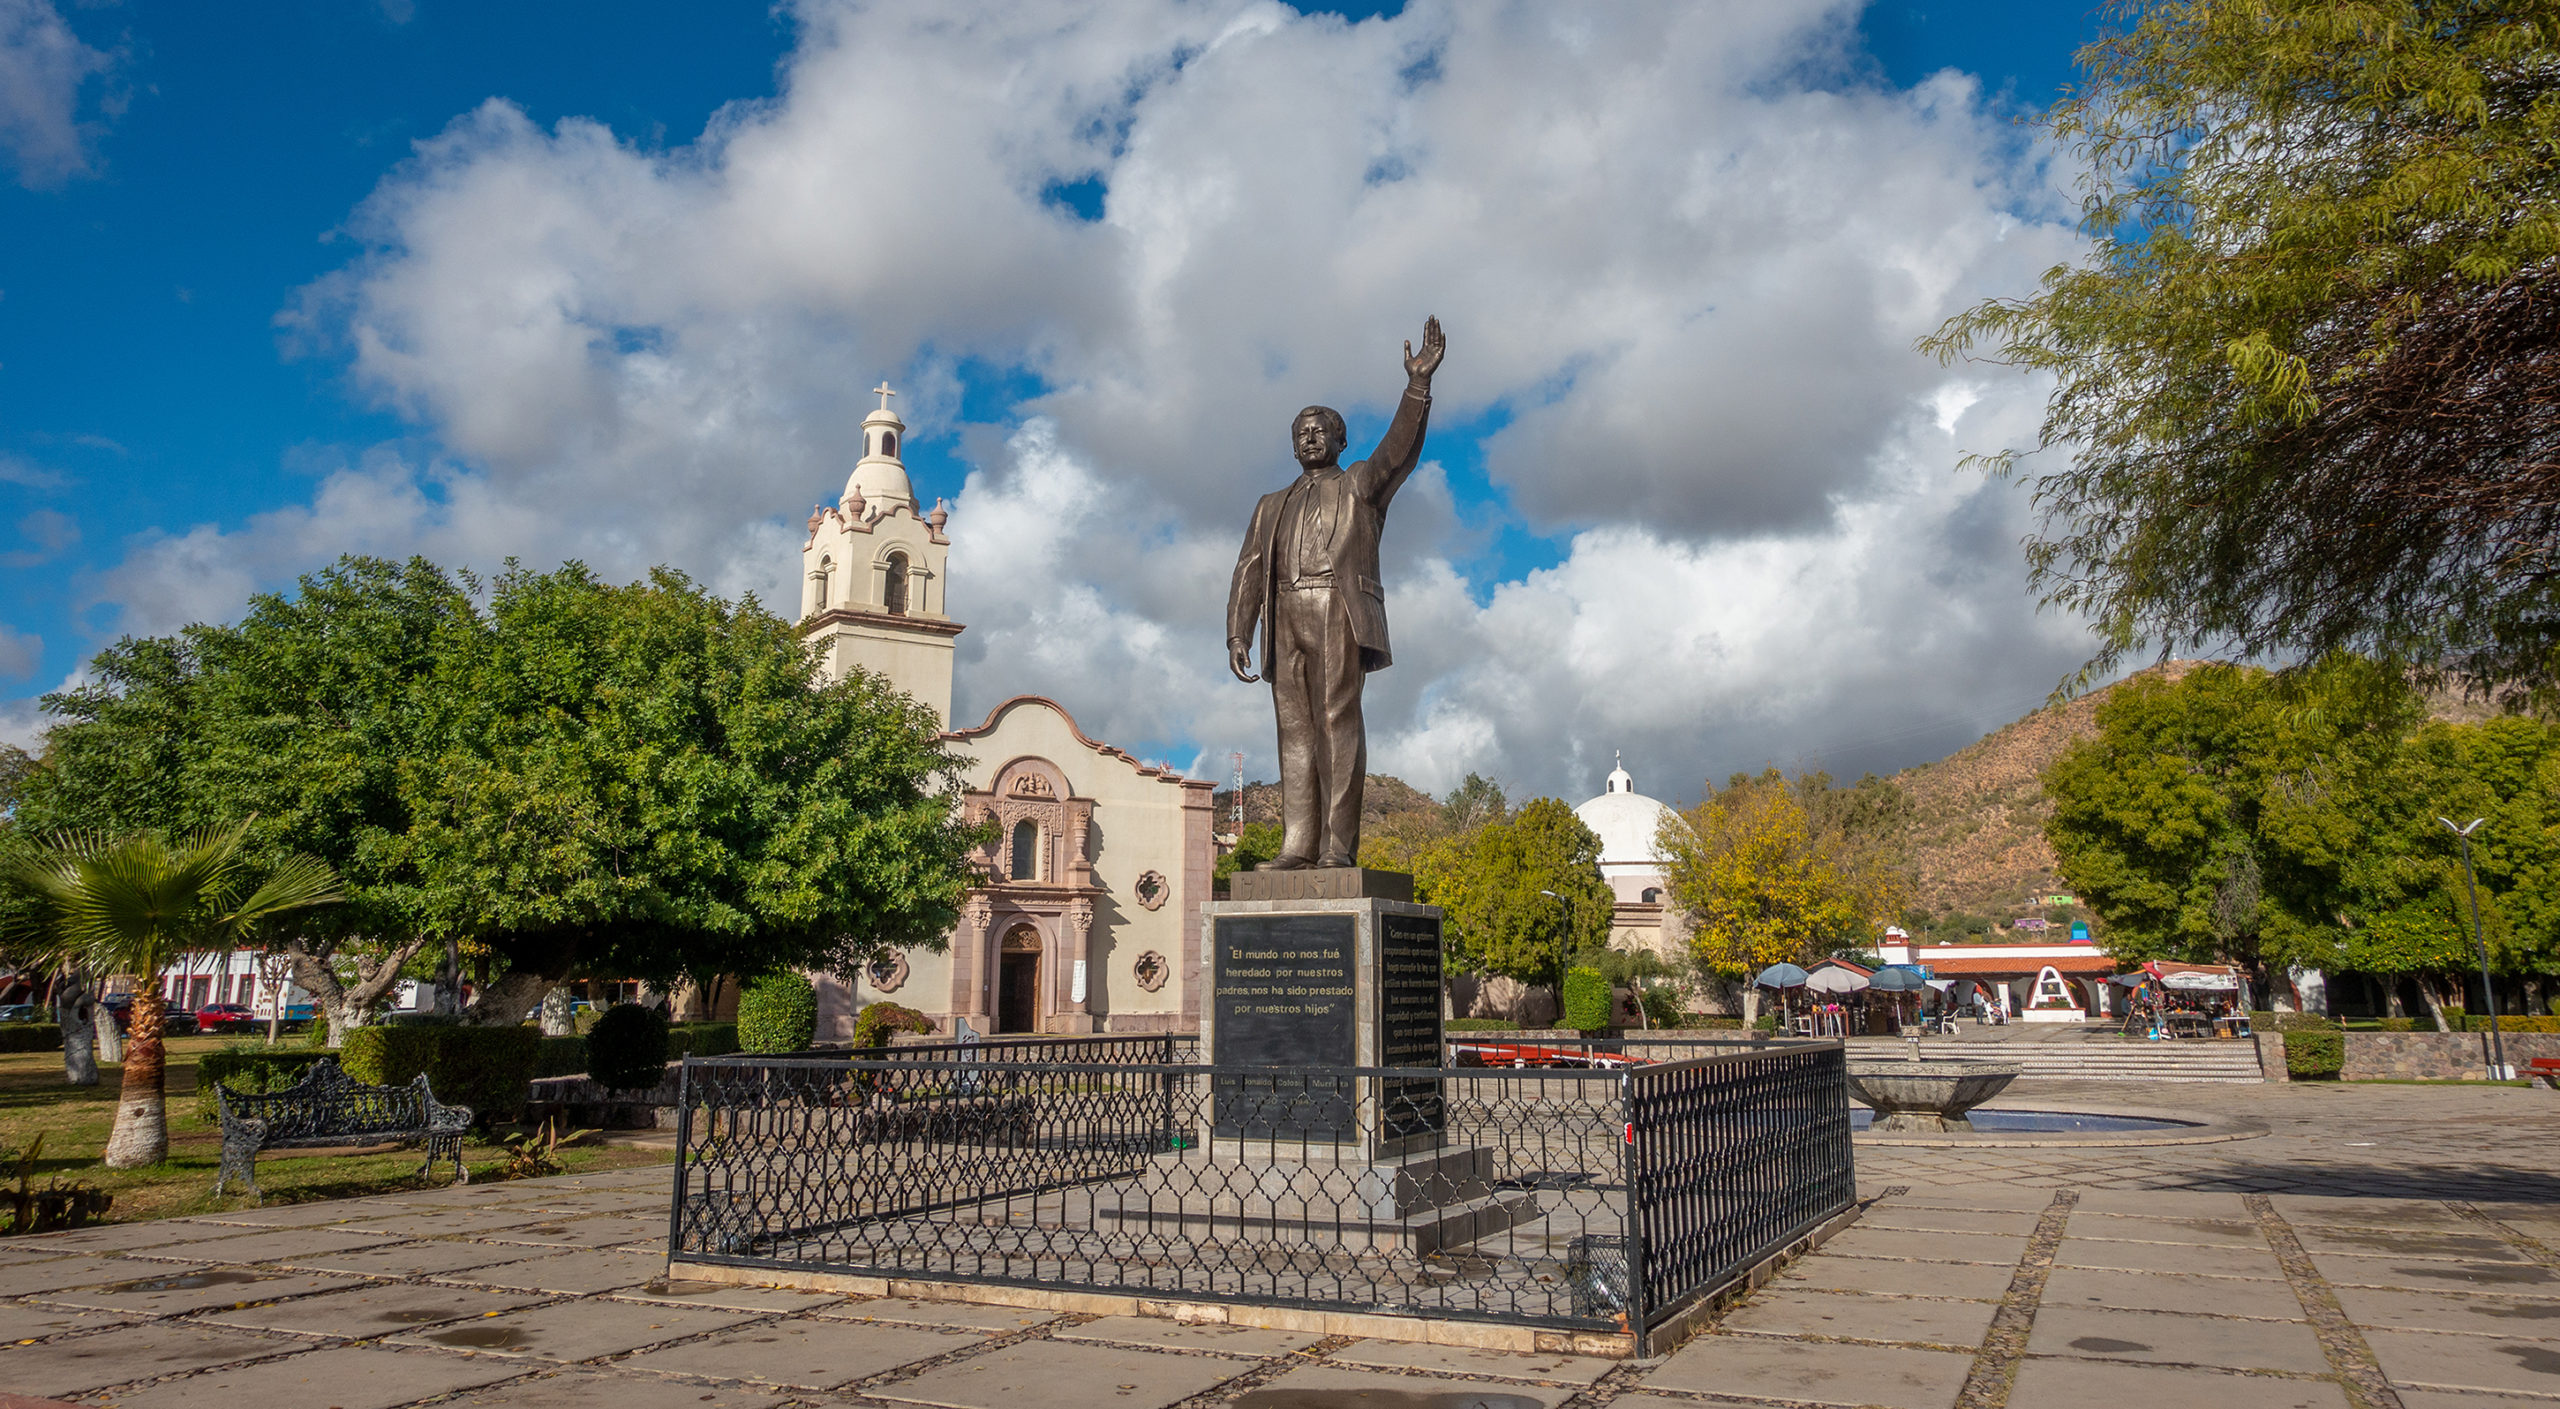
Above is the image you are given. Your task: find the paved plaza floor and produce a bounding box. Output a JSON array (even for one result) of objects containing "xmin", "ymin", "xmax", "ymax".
[{"xmin": 2, "ymin": 1079, "xmax": 2556, "ymax": 1409}]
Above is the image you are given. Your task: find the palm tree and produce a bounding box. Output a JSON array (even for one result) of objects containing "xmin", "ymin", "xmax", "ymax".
[{"xmin": 0, "ymin": 822, "xmax": 342, "ymax": 1168}]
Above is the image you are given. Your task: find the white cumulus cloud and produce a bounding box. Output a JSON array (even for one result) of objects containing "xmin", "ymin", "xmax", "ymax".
[
  {"xmin": 0, "ymin": 0, "xmax": 110, "ymax": 188},
  {"xmin": 71, "ymin": 0, "xmax": 2095, "ymax": 802}
]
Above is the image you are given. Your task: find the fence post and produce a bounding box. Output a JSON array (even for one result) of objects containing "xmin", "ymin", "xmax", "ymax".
[
  {"xmin": 666, "ymin": 1057, "xmax": 693, "ymax": 1256},
  {"xmin": 1620, "ymin": 1067, "xmax": 1650, "ymax": 1351}
]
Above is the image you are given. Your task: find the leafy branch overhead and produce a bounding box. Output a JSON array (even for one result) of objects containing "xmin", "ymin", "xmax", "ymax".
[{"xmin": 1925, "ymin": 0, "xmax": 2560, "ymax": 696}]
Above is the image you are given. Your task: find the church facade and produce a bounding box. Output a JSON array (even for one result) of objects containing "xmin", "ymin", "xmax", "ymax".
[{"xmin": 798, "ymin": 388, "xmax": 1216, "ymax": 1040}]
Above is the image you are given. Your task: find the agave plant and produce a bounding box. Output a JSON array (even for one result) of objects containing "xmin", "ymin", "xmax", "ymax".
[{"xmin": 0, "ymin": 822, "xmax": 342, "ymax": 1168}]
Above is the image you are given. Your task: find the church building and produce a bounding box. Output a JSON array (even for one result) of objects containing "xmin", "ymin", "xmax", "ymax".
[
  {"xmin": 799, "ymin": 386, "xmax": 1216, "ymax": 1039},
  {"xmin": 1572, "ymin": 755, "xmax": 1686, "ymax": 964}
]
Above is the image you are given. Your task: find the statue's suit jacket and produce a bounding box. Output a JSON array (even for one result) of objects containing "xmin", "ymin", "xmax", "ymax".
[{"xmin": 1227, "ymin": 385, "xmax": 1433, "ymax": 674}]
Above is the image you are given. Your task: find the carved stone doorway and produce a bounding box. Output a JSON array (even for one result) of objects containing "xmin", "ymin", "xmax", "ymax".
[{"xmin": 997, "ymin": 924, "xmax": 1042, "ymax": 1034}]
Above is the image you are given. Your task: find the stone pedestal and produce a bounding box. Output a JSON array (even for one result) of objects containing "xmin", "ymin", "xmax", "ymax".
[{"xmin": 1128, "ymin": 874, "xmax": 1534, "ymax": 1254}]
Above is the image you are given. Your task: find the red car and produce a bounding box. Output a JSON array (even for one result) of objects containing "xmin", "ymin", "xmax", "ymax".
[{"xmin": 193, "ymin": 1003, "xmax": 257, "ymax": 1033}]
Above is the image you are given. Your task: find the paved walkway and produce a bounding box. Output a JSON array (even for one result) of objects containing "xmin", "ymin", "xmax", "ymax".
[{"xmin": 0, "ymin": 1080, "xmax": 2553, "ymax": 1409}]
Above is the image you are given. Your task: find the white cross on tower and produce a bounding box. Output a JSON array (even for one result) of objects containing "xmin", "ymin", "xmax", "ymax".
[{"xmin": 872, "ymin": 381, "xmax": 897, "ymax": 412}]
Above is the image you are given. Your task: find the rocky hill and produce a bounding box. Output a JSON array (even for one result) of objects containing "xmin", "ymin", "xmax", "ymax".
[{"xmin": 1211, "ymin": 774, "xmax": 1441, "ymax": 836}]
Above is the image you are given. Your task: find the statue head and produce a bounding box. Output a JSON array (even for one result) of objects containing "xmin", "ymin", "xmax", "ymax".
[{"xmin": 1293, "ymin": 406, "xmax": 1346, "ymax": 470}]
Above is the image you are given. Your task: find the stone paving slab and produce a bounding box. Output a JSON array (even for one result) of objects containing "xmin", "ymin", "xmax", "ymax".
[
  {"xmin": 196, "ymin": 1278, "xmax": 549, "ymax": 1337},
  {"xmin": 2309, "ymin": 1252, "xmax": 2560, "ymax": 1296},
  {"xmin": 2364, "ymin": 1325, "xmax": 2560, "ymax": 1396},
  {"xmin": 2397, "ymin": 1391, "xmax": 2560, "ymax": 1409},
  {"xmin": 0, "ymin": 1319, "xmax": 291, "ymax": 1396},
  {"xmin": 2295, "ymin": 1226, "xmax": 2530, "ymax": 1261},
  {"xmin": 2331, "ymin": 1284, "xmax": 2560, "ymax": 1340},
  {"xmin": 1243, "ymin": 1364, "xmax": 1574, "ymax": 1408},
  {"xmin": 478, "ymin": 1214, "xmax": 669, "ymax": 1249},
  {"xmin": 1779, "ymin": 1253, "xmax": 2020, "ymax": 1299},
  {"xmin": 1852, "ymin": 1205, "xmax": 2041, "ymax": 1236},
  {"xmin": 1052, "ymin": 1314, "xmax": 1325, "ymax": 1357},
  {"xmin": 2021, "ymin": 1303, "xmax": 2330, "ymax": 1373},
  {"xmin": 268, "ymin": 1236, "xmax": 546, "ymax": 1278},
  {"xmin": 428, "ymin": 1367, "xmax": 793, "ymax": 1408},
  {"xmin": 36, "ymin": 1266, "xmax": 363, "ymax": 1316},
  {"xmin": 2041, "ymin": 1264, "xmax": 2308, "ymax": 1319},
  {"xmin": 337, "ymin": 1206, "xmax": 580, "ymax": 1238},
  {"xmin": 1818, "ymin": 1225, "xmax": 2026, "ymax": 1264},
  {"xmin": 1716, "ymin": 1286, "xmax": 1997, "ymax": 1350},
  {"xmin": 2063, "ymin": 1211, "xmax": 2268, "ymax": 1246},
  {"xmin": 119, "ymin": 1224, "xmax": 403, "ymax": 1265},
  {"xmin": 2007, "ymin": 1358, "xmax": 2350, "ymax": 1409},
  {"xmin": 601, "ymin": 1275, "xmax": 847, "ymax": 1312},
  {"xmin": 3, "ymin": 1220, "xmax": 268, "ymax": 1256},
  {"xmin": 1319, "ymin": 1338, "xmax": 1614, "ymax": 1384},
  {"xmin": 437, "ymin": 1249, "xmax": 663, "ymax": 1295},
  {"xmin": 0, "ymin": 1303, "xmax": 125, "ymax": 1343},
  {"xmin": 1645, "ymin": 1332, "xmax": 1973, "ymax": 1408},
  {"xmin": 811, "ymin": 1297, "xmax": 1062, "ymax": 1332},
  {"xmin": 0, "ymin": 1256, "xmax": 149, "ymax": 1299},
  {"xmin": 617, "ymin": 1317, "xmax": 980, "ymax": 1390},
  {"xmin": 76, "ymin": 1343, "xmax": 533, "ymax": 1409},
  {"xmin": 2049, "ymin": 1235, "xmax": 2285, "ymax": 1279},
  {"xmin": 382, "ymin": 1297, "xmax": 757, "ymax": 1362},
  {"xmin": 872, "ymin": 1336, "xmax": 1254, "ymax": 1409}
]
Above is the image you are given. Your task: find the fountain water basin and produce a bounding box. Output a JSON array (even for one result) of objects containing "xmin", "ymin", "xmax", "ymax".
[{"xmin": 1845, "ymin": 1060, "xmax": 2023, "ymax": 1133}]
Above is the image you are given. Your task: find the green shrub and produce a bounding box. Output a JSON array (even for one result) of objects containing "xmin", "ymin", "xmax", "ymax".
[
  {"xmin": 1560, "ymin": 967, "xmax": 1612, "ymax": 1034},
  {"xmin": 1444, "ymin": 1018, "xmax": 1519, "ymax": 1033},
  {"xmin": 1635, "ymin": 986, "xmax": 1683, "ymax": 1028},
  {"xmin": 2376, "ymin": 1016, "xmax": 2421, "ymax": 1032},
  {"xmin": 2456, "ymin": 1013, "xmax": 2560, "ymax": 1033},
  {"xmin": 737, "ymin": 972, "xmax": 818, "ymax": 1054},
  {"xmin": 0, "ymin": 1024, "xmax": 62, "ymax": 1054},
  {"xmin": 667, "ymin": 1022, "xmax": 739, "ymax": 1059},
  {"xmin": 340, "ymin": 1024, "xmax": 543, "ymax": 1121},
  {"xmin": 532, "ymin": 1035, "xmax": 589, "ymax": 1079},
  {"xmin": 2250, "ymin": 1010, "xmax": 2340, "ymax": 1033},
  {"xmin": 195, "ymin": 1049, "xmax": 334, "ymax": 1121},
  {"xmin": 850, "ymin": 1002, "xmax": 933, "ymax": 1051},
  {"xmin": 585, "ymin": 1004, "xmax": 670, "ymax": 1091},
  {"xmin": 1752, "ymin": 1013, "xmax": 1780, "ymax": 1033},
  {"xmin": 2284, "ymin": 1029, "xmax": 2344, "ymax": 1080}
]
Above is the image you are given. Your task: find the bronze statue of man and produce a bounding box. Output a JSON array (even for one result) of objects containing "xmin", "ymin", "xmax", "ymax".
[{"xmin": 1226, "ymin": 316, "xmax": 1445, "ymax": 869}]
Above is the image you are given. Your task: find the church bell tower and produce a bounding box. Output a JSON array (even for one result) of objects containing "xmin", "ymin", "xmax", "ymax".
[{"xmin": 799, "ymin": 383, "xmax": 961, "ymax": 726}]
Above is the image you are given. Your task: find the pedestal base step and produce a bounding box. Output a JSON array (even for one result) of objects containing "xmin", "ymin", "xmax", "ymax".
[{"xmin": 1091, "ymin": 1144, "xmax": 1545, "ymax": 1256}]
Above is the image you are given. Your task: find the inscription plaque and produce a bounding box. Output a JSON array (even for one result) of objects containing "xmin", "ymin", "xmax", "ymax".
[
  {"xmin": 1211, "ymin": 914, "xmax": 1357, "ymax": 1140},
  {"xmin": 1379, "ymin": 912, "xmax": 1445, "ymax": 1138}
]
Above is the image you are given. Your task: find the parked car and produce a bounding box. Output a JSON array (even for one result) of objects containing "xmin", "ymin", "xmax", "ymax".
[
  {"xmin": 0, "ymin": 1003, "xmax": 42, "ymax": 1024},
  {"xmin": 194, "ymin": 1003, "xmax": 257, "ymax": 1033},
  {"xmin": 97, "ymin": 995, "xmax": 198, "ymax": 1035}
]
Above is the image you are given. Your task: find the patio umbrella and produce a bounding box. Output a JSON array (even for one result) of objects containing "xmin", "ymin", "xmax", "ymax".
[
  {"xmin": 1805, "ymin": 967, "xmax": 1870, "ymax": 994},
  {"xmin": 1867, "ymin": 967, "xmax": 1926, "ymax": 991},
  {"xmin": 1753, "ymin": 963, "xmax": 1810, "ymax": 988}
]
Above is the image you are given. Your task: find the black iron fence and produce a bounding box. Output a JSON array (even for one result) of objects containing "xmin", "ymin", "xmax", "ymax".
[{"xmin": 668, "ymin": 1038, "xmax": 1851, "ymax": 1351}]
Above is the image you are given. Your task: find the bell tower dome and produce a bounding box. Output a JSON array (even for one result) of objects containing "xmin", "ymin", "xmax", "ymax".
[{"xmin": 798, "ymin": 381, "xmax": 962, "ymax": 726}]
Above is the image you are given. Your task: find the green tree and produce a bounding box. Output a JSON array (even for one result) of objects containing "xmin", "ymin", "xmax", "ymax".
[
  {"xmin": 399, "ymin": 562, "xmax": 984, "ymax": 1023},
  {"xmin": 1925, "ymin": 1, "xmax": 2560, "ymax": 695},
  {"xmin": 1217, "ymin": 822, "xmax": 1282, "ymax": 883},
  {"xmin": 1411, "ymin": 797, "xmax": 1613, "ymax": 988},
  {"xmin": 0, "ymin": 822, "xmax": 340, "ymax": 1166},
  {"xmin": 1660, "ymin": 769, "xmax": 1911, "ymax": 981},
  {"xmin": 1439, "ymin": 773, "xmax": 1510, "ymax": 832}
]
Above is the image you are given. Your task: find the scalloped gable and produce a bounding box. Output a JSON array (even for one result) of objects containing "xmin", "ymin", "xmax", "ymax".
[{"xmin": 944, "ymin": 695, "xmax": 1211, "ymax": 790}]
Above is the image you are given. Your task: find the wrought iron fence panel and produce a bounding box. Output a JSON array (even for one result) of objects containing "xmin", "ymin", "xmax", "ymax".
[
  {"xmin": 672, "ymin": 1040, "xmax": 1851, "ymax": 1343},
  {"xmin": 1623, "ymin": 1043, "xmax": 1855, "ymax": 1335}
]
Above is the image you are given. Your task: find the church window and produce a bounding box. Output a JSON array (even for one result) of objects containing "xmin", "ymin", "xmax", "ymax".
[
  {"xmin": 814, "ymin": 556, "xmax": 833, "ymax": 608},
  {"xmin": 884, "ymin": 552, "xmax": 909, "ymax": 614},
  {"xmin": 1640, "ymin": 887, "xmax": 1661, "ymax": 904},
  {"xmin": 1009, "ymin": 820, "xmax": 1039, "ymax": 880},
  {"xmin": 883, "ymin": 430, "xmax": 896, "ymax": 458}
]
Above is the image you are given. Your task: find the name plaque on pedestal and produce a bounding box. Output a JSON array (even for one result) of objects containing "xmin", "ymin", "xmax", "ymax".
[
  {"xmin": 1380, "ymin": 912, "xmax": 1445, "ymax": 1139},
  {"xmin": 1210, "ymin": 914, "xmax": 1357, "ymax": 1140}
]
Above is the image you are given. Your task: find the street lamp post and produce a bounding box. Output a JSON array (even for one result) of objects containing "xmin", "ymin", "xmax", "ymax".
[{"xmin": 2438, "ymin": 817, "xmax": 2507, "ymax": 1080}]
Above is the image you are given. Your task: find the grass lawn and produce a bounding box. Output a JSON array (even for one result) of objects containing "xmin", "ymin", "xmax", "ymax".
[{"xmin": 2, "ymin": 1034, "xmax": 671, "ymax": 1225}]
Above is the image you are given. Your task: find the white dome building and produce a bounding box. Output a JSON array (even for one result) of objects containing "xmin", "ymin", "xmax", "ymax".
[{"xmin": 1572, "ymin": 755, "xmax": 1685, "ymax": 962}]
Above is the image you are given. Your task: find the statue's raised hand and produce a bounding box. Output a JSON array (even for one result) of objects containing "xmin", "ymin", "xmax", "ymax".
[{"xmin": 1404, "ymin": 315, "xmax": 1444, "ymax": 386}]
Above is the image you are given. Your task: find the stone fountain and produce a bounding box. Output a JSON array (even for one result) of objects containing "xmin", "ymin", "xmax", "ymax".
[{"xmin": 1845, "ymin": 1056, "xmax": 2024, "ymax": 1133}]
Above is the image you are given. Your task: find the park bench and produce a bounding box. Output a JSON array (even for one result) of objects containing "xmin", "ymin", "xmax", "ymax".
[
  {"xmin": 2526, "ymin": 1057, "xmax": 2560, "ymax": 1089},
  {"xmin": 213, "ymin": 1057, "xmax": 472, "ymax": 1197}
]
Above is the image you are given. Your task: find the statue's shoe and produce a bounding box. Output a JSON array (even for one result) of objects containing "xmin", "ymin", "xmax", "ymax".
[
  {"xmin": 1315, "ymin": 854, "xmax": 1355, "ymax": 868},
  {"xmin": 1259, "ymin": 855, "xmax": 1315, "ymax": 871}
]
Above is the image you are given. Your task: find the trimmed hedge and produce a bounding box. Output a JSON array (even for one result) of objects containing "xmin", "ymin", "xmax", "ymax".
[
  {"xmin": 2249, "ymin": 1010, "xmax": 2340, "ymax": 1033},
  {"xmin": 195, "ymin": 1050, "xmax": 334, "ymax": 1121},
  {"xmin": 668, "ymin": 1022, "xmax": 738, "ymax": 1059},
  {"xmin": 851, "ymin": 1002, "xmax": 933, "ymax": 1051},
  {"xmin": 533, "ymin": 1035, "xmax": 589, "ymax": 1079},
  {"xmin": 1561, "ymin": 967, "xmax": 1611, "ymax": 1034},
  {"xmin": 738, "ymin": 972, "xmax": 817, "ymax": 1054},
  {"xmin": 0, "ymin": 1023, "xmax": 63, "ymax": 1053},
  {"xmin": 2284, "ymin": 1029, "xmax": 2345, "ymax": 1080},
  {"xmin": 2452, "ymin": 1014, "xmax": 2560, "ymax": 1033},
  {"xmin": 340, "ymin": 1023, "xmax": 543, "ymax": 1122}
]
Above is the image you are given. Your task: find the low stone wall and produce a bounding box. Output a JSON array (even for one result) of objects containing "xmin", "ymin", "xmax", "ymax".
[{"xmin": 2342, "ymin": 1030, "xmax": 2560, "ymax": 1080}]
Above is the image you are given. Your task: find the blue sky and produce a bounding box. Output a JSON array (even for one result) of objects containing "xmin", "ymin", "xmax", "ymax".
[{"xmin": 2, "ymin": 1, "xmax": 2107, "ymax": 801}]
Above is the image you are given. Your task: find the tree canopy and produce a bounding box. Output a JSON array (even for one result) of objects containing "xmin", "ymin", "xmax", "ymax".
[
  {"xmin": 13, "ymin": 555, "xmax": 985, "ymax": 1029},
  {"xmin": 2043, "ymin": 659, "xmax": 2560, "ymax": 1019},
  {"xmin": 1659, "ymin": 769, "xmax": 1912, "ymax": 981},
  {"xmin": 1409, "ymin": 797, "xmax": 1613, "ymax": 985},
  {"xmin": 1925, "ymin": 0, "xmax": 2560, "ymax": 695}
]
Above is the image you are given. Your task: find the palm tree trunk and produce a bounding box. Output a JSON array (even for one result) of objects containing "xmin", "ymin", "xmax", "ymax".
[
  {"xmin": 54, "ymin": 972, "xmax": 98, "ymax": 1087},
  {"xmin": 102, "ymin": 987, "xmax": 169, "ymax": 1169}
]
